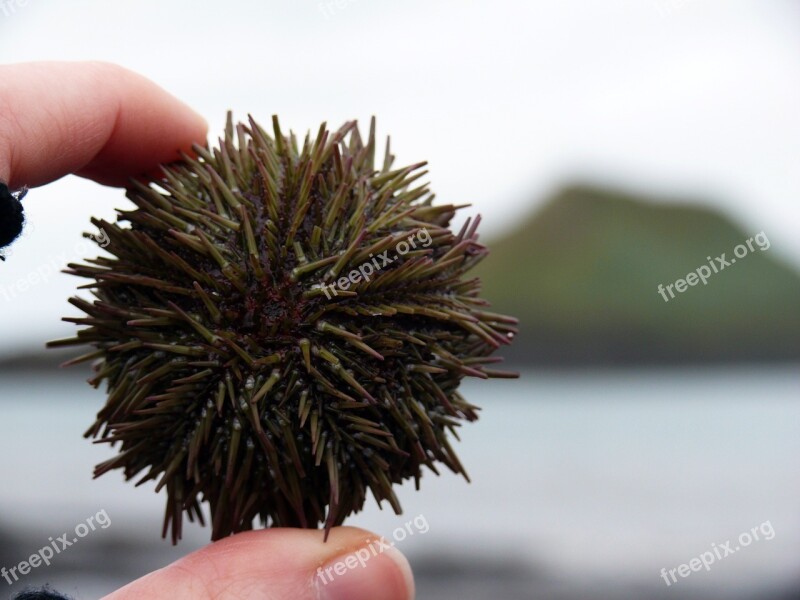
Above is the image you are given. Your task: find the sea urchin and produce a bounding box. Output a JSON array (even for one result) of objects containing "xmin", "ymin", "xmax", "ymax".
[{"xmin": 50, "ymin": 114, "xmax": 518, "ymax": 543}]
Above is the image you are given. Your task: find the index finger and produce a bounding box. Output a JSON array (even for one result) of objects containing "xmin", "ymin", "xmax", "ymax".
[{"xmin": 0, "ymin": 61, "xmax": 208, "ymax": 188}]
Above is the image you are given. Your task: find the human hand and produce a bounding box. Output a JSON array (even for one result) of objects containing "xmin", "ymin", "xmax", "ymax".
[{"xmin": 2, "ymin": 61, "xmax": 415, "ymax": 600}]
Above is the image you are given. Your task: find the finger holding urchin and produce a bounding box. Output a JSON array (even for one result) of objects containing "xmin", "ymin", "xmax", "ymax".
[{"xmin": 49, "ymin": 113, "xmax": 518, "ymax": 543}]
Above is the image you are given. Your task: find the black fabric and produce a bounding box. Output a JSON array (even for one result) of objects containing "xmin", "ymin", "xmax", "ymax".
[
  {"xmin": 0, "ymin": 181, "xmax": 26, "ymax": 252},
  {"xmin": 11, "ymin": 587, "xmax": 72, "ymax": 600}
]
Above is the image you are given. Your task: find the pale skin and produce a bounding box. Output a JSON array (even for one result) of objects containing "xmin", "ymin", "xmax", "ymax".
[{"xmin": 0, "ymin": 61, "xmax": 414, "ymax": 600}]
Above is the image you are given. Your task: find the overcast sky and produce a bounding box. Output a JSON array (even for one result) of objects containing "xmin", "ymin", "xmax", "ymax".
[{"xmin": 1, "ymin": 0, "xmax": 798, "ymax": 351}]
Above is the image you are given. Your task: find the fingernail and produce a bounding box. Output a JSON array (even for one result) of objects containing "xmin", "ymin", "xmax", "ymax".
[{"xmin": 315, "ymin": 538, "xmax": 414, "ymax": 600}]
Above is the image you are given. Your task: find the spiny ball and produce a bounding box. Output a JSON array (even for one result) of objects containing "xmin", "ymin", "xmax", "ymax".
[{"xmin": 52, "ymin": 114, "xmax": 518, "ymax": 543}]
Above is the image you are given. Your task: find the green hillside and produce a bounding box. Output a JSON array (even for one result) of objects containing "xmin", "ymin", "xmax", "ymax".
[{"xmin": 475, "ymin": 185, "xmax": 800, "ymax": 365}]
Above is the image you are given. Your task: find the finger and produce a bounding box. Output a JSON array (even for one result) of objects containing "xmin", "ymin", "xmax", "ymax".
[
  {"xmin": 102, "ymin": 527, "xmax": 415, "ymax": 600},
  {"xmin": 0, "ymin": 61, "xmax": 207, "ymax": 188}
]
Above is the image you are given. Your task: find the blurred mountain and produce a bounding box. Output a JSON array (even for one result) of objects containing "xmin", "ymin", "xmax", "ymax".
[{"xmin": 476, "ymin": 184, "xmax": 800, "ymax": 366}]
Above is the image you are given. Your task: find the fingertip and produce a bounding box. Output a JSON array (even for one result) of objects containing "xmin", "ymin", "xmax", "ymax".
[
  {"xmin": 72, "ymin": 63, "xmax": 209, "ymax": 187},
  {"xmin": 0, "ymin": 61, "xmax": 209, "ymax": 189},
  {"xmin": 103, "ymin": 527, "xmax": 415, "ymax": 600}
]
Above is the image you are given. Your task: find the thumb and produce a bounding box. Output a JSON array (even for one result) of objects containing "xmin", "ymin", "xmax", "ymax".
[{"xmin": 102, "ymin": 526, "xmax": 415, "ymax": 600}]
